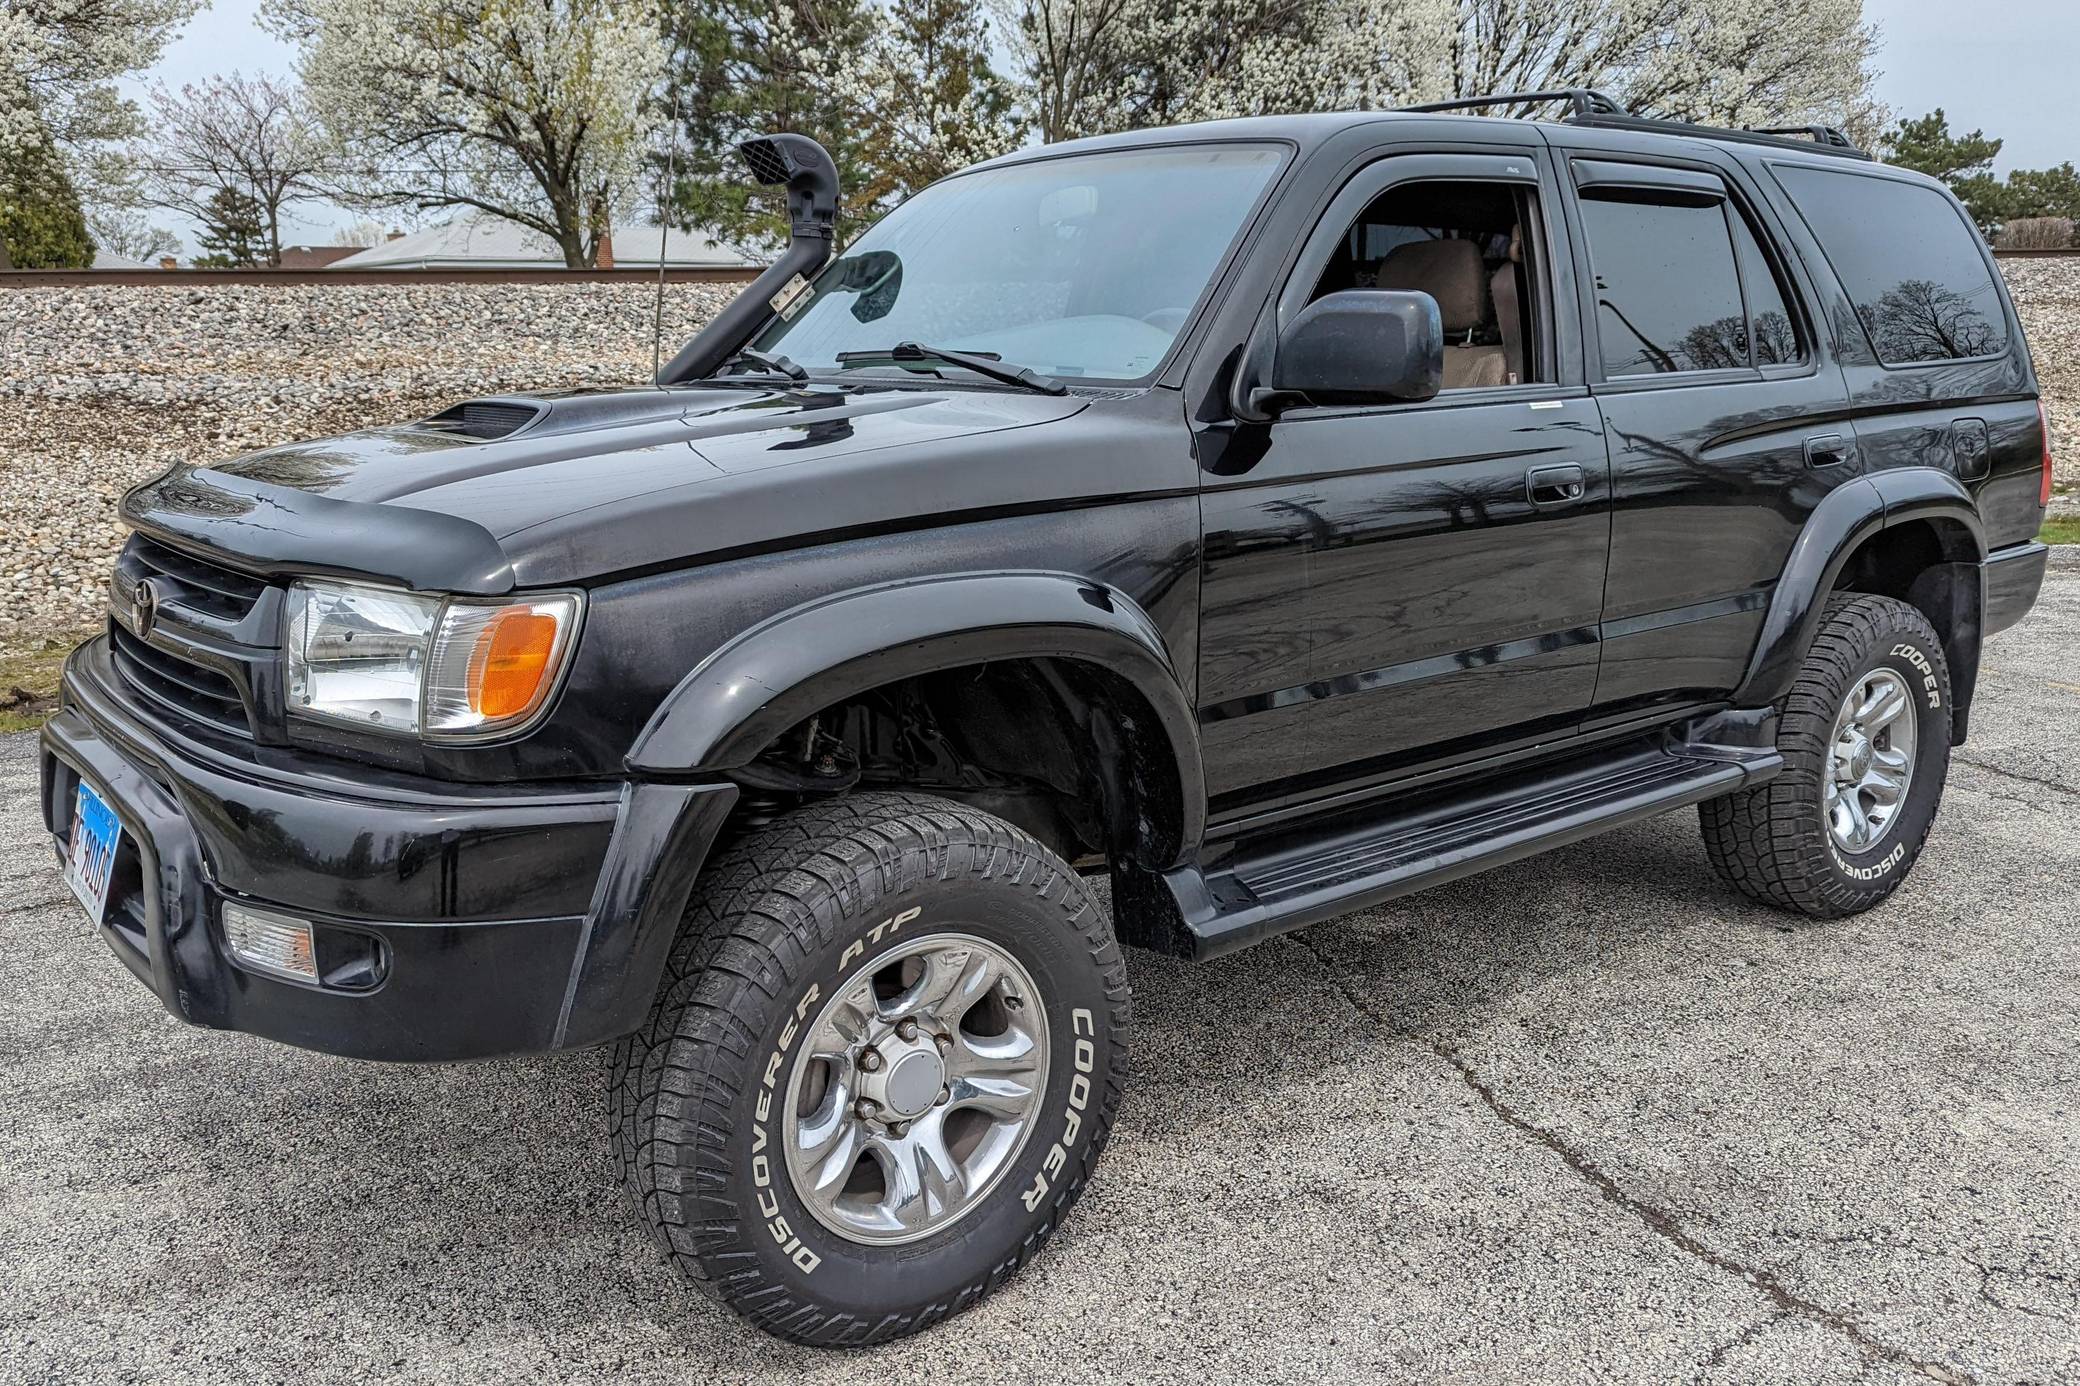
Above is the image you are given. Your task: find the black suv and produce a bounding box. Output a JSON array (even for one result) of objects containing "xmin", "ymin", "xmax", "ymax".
[{"xmin": 40, "ymin": 91, "xmax": 2051, "ymax": 1345}]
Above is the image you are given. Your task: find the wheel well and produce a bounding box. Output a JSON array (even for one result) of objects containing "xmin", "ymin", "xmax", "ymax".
[
  {"xmin": 1831, "ymin": 520, "xmax": 1969, "ymax": 602},
  {"xmin": 1830, "ymin": 517, "xmax": 1984, "ymax": 739},
  {"xmin": 718, "ymin": 658, "xmax": 1188, "ymax": 870}
]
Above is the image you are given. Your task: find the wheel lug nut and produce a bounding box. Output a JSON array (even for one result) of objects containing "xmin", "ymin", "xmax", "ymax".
[
  {"xmin": 933, "ymin": 1032, "xmax": 951, "ymax": 1050},
  {"xmin": 896, "ymin": 1019, "xmax": 919, "ymax": 1041},
  {"xmin": 860, "ymin": 1049, "xmax": 883, "ymax": 1072},
  {"xmin": 935, "ymin": 1087, "xmax": 950, "ymax": 1106},
  {"xmin": 889, "ymin": 1120, "xmax": 909, "ymax": 1138},
  {"xmin": 855, "ymin": 1098, "xmax": 878, "ymax": 1120}
]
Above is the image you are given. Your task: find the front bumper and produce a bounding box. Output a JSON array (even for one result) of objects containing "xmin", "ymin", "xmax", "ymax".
[{"xmin": 40, "ymin": 636, "xmax": 737, "ymax": 1061}]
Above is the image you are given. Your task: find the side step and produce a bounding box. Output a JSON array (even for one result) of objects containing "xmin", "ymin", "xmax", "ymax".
[{"xmin": 1162, "ymin": 738, "xmax": 1781, "ymax": 961}]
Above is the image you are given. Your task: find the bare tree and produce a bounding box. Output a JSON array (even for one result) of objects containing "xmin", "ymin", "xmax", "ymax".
[
  {"xmin": 84, "ymin": 205, "xmax": 181, "ymax": 260},
  {"xmin": 137, "ymin": 72, "xmax": 325, "ymax": 267}
]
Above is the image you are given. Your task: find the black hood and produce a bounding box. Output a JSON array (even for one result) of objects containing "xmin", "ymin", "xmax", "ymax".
[{"xmin": 120, "ymin": 382, "xmax": 1097, "ymax": 592}]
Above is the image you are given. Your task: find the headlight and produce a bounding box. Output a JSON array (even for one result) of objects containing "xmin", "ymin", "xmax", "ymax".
[{"xmin": 285, "ymin": 580, "xmax": 581, "ymax": 740}]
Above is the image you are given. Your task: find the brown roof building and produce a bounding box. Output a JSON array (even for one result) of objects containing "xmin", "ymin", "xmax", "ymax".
[{"xmin": 277, "ymin": 244, "xmax": 367, "ymax": 270}]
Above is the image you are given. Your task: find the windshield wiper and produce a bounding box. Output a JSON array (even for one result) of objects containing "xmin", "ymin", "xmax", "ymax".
[
  {"xmin": 834, "ymin": 341, "xmax": 1067, "ymax": 396},
  {"xmin": 715, "ymin": 347, "xmax": 808, "ymax": 382}
]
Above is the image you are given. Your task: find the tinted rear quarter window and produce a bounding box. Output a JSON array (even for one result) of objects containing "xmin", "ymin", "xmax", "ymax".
[{"xmin": 1772, "ymin": 165, "xmax": 2006, "ymax": 364}]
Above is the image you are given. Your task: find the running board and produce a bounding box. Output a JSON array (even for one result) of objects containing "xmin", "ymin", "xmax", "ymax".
[{"xmin": 1160, "ymin": 739, "xmax": 1782, "ymax": 961}]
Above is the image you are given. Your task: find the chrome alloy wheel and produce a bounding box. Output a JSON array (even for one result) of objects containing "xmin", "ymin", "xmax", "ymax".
[
  {"xmin": 782, "ymin": 933, "xmax": 1050, "ymax": 1246},
  {"xmin": 1824, "ymin": 669, "xmax": 1918, "ymax": 853}
]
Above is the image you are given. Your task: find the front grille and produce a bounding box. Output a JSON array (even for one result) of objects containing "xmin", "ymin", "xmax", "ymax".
[
  {"xmin": 118, "ymin": 534, "xmax": 268, "ymax": 623},
  {"xmin": 109, "ymin": 623, "xmax": 252, "ymax": 735}
]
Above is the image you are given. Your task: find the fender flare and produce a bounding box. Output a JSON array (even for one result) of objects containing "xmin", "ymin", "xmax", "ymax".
[
  {"xmin": 1735, "ymin": 467, "xmax": 1987, "ymax": 708},
  {"xmin": 627, "ymin": 570, "xmax": 1207, "ymax": 860}
]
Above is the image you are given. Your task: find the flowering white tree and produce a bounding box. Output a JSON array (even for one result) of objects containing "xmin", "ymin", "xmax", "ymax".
[
  {"xmin": 832, "ymin": 0, "xmax": 1023, "ymax": 209},
  {"xmin": 0, "ymin": 0, "xmax": 201, "ymax": 160},
  {"xmin": 263, "ymin": 0, "xmax": 669, "ymax": 266},
  {"xmin": 1002, "ymin": 0, "xmax": 1878, "ymax": 144},
  {"xmin": 139, "ymin": 73, "xmax": 326, "ymax": 267},
  {"xmin": 1434, "ymin": 0, "xmax": 1883, "ymax": 138}
]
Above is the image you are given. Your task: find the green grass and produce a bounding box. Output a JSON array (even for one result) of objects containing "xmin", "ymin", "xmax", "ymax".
[
  {"xmin": 0, "ymin": 629, "xmax": 94, "ymax": 734},
  {"xmin": 2041, "ymin": 515, "xmax": 2080, "ymax": 546}
]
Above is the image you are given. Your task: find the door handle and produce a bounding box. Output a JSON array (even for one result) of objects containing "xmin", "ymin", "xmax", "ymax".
[
  {"xmin": 1804, "ymin": 433, "xmax": 1850, "ymax": 468},
  {"xmin": 1526, "ymin": 463, "xmax": 1586, "ymax": 507}
]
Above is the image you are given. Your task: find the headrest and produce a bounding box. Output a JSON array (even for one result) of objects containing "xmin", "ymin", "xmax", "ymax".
[{"xmin": 1376, "ymin": 238, "xmax": 1489, "ymax": 334}]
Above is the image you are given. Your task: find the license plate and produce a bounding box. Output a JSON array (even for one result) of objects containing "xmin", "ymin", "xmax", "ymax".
[{"xmin": 64, "ymin": 779, "xmax": 124, "ymax": 925}]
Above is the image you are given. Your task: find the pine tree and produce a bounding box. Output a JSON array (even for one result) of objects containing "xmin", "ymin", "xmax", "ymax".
[
  {"xmin": 192, "ymin": 187, "xmax": 268, "ymax": 267},
  {"xmin": 655, "ymin": 0, "xmax": 881, "ymax": 250}
]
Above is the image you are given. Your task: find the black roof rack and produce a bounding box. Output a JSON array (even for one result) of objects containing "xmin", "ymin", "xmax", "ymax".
[
  {"xmin": 1397, "ymin": 87, "xmax": 1874, "ymax": 162},
  {"xmin": 1401, "ymin": 88, "xmax": 1628, "ymax": 120}
]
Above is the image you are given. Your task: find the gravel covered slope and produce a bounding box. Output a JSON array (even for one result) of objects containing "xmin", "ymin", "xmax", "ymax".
[
  {"xmin": 1, "ymin": 281, "xmax": 736, "ymax": 638},
  {"xmin": 3, "ymin": 264, "xmax": 2075, "ymax": 637}
]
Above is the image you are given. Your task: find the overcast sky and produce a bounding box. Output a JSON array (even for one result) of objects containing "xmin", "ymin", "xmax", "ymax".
[{"xmin": 120, "ymin": 0, "xmax": 2080, "ymax": 255}]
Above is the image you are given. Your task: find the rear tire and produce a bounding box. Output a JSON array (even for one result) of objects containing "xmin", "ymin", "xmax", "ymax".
[
  {"xmin": 609, "ymin": 791, "xmax": 1130, "ymax": 1346},
  {"xmin": 1700, "ymin": 593, "xmax": 1952, "ymax": 918}
]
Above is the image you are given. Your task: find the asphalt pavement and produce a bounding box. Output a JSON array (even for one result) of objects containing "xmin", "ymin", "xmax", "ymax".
[{"xmin": 4, "ymin": 559, "xmax": 2077, "ymax": 1384}]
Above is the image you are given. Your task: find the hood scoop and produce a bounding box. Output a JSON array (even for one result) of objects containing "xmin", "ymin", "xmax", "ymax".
[
  {"xmin": 415, "ymin": 389, "xmax": 703, "ymax": 443},
  {"xmin": 419, "ymin": 399, "xmax": 545, "ymax": 440}
]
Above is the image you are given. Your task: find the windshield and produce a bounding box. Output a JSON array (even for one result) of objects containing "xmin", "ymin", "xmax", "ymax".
[{"xmin": 751, "ymin": 144, "xmax": 1286, "ymax": 384}]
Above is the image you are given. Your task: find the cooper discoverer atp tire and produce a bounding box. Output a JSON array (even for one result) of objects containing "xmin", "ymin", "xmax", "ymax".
[
  {"xmin": 1700, "ymin": 593, "xmax": 1952, "ymax": 918},
  {"xmin": 610, "ymin": 792, "xmax": 1130, "ymax": 1346}
]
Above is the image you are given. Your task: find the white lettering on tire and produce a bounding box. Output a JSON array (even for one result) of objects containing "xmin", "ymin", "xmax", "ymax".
[
  {"xmin": 1832, "ymin": 839, "xmax": 1906, "ymax": 881},
  {"xmin": 751, "ymin": 903, "xmax": 926, "ymax": 1276},
  {"xmin": 1022, "ymin": 1008, "xmax": 1096, "ymax": 1213},
  {"xmin": 1891, "ymin": 643, "xmax": 1943, "ymax": 710}
]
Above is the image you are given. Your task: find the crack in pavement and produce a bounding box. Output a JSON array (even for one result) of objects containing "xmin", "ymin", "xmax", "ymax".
[
  {"xmin": 1962, "ymin": 1255, "xmax": 2076, "ymax": 1327},
  {"xmin": 1285, "ymin": 931, "xmax": 1975, "ymax": 1385},
  {"xmin": 1953, "ymin": 755, "xmax": 2080, "ymax": 801},
  {"xmin": 1701, "ymin": 1311, "xmax": 1788, "ymax": 1372}
]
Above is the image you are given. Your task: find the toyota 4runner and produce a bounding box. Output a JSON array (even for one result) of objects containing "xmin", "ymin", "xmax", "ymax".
[{"xmin": 40, "ymin": 89, "xmax": 2052, "ymax": 1345}]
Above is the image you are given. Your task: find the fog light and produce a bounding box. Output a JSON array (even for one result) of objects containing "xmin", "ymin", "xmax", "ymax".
[{"xmin": 222, "ymin": 903, "xmax": 318, "ymax": 983}]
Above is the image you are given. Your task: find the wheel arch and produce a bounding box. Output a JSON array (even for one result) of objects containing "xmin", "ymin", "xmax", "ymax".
[
  {"xmin": 626, "ymin": 571, "xmax": 1207, "ymax": 867},
  {"xmin": 1736, "ymin": 468, "xmax": 1987, "ymax": 737}
]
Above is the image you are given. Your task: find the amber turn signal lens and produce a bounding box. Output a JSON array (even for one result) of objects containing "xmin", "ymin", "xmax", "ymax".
[{"xmin": 468, "ymin": 609, "xmax": 561, "ymax": 719}]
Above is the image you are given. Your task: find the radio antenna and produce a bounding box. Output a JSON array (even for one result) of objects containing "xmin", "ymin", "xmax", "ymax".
[{"xmin": 650, "ymin": 41, "xmax": 692, "ymax": 383}]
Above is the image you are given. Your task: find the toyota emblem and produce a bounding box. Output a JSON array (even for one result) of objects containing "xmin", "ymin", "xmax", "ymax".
[{"xmin": 130, "ymin": 578, "xmax": 159, "ymax": 639}]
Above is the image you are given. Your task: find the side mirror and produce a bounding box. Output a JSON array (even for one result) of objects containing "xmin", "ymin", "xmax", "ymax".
[{"xmin": 1267, "ymin": 289, "xmax": 1443, "ymax": 408}]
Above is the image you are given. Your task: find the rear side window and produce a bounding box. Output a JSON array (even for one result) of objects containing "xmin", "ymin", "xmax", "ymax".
[
  {"xmin": 1578, "ymin": 192, "xmax": 1750, "ymax": 376},
  {"xmin": 1731, "ymin": 213, "xmax": 1800, "ymax": 366},
  {"xmin": 1773, "ymin": 165, "xmax": 2006, "ymax": 364}
]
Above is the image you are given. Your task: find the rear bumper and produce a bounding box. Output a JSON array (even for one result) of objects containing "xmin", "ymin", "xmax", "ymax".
[
  {"xmin": 40, "ymin": 637, "xmax": 737, "ymax": 1062},
  {"xmin": 1984, "ymin": 540, "xmax": 2049, "ymax": 637}
]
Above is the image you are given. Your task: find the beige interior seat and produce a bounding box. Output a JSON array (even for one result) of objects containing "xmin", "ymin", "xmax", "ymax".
[
  {"xmin": 1374, "ymin": 238, "xmax": 1508, "ymax": 390},
  {"xmin": 1490, "ymin": 226, "xmax": 1525, "ymax": 386}
]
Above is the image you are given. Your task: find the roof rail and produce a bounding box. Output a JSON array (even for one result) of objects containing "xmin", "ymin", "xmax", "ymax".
[
  {"xmin": 1397, "ymin": 89, "xmax": 1874, "ymax": 162},
  {"xmin": 1746, "ymin": 123, "xmax": 1864, "ymax": 152},
  {"xmin": 1400, "ymin": 88, "xmax": 1628, "ymax": 120}
]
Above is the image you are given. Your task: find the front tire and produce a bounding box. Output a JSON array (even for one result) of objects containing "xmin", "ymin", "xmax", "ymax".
[
  {"xmin": 610, "ymin": 792, "xmax": 1130, "ymax": 1346},
  {"xmin": 1700, "ymin": 593, "xmax": 1952, "ymax": 918}
]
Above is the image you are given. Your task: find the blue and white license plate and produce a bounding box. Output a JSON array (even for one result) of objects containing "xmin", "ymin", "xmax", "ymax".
[{"xmin": 64, "ymin": 779, "xmax": 124, "ymax": 925}]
